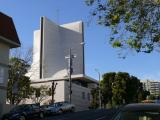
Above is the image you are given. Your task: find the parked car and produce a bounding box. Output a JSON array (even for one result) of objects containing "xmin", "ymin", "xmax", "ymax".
[
  {"xmin": 40, "ymin": 105, "xmax": 49, "ymax": 115},
  {"xmin": 40, "ymin": 104, "xmax": 57, "ymax": 115},
  {"xmin": 111, "ymin": 103, "xmax": 160, "ymax": 120},
  {"xmin": 55, "ymin": 101, "xmax": 75, "ymax": 113},
  {"xmin": 1, "ymin": 104, "xmax": 45, "ymax": 120},
  {"xmin": 46, "ymin": 101, "xmax": 75, "ymax": 114}
]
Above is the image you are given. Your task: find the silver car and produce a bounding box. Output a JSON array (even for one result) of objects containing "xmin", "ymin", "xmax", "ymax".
[
  {"xmin": 46, "ymin": 102, "xmax": 75, "ymax": 114},
  {"xmin": 112, "ymin": 103, "xmax": 160, "ymax": 120}
]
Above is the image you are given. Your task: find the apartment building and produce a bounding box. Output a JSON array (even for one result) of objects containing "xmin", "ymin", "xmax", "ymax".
[{"xmin": 142, "ymin": 80, "xmax": 160, "ymax": 96}]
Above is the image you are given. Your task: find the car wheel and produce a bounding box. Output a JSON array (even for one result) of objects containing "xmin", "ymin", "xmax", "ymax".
[
  {"xmin": 19, "ymin": 115, "xmax": 26, "ymax": 120},
  {"xmin": 58, "ymin": 109, "xmax": 63, "ymax": 114},
  {"xmin": 71, "ymin": 107, "xmax": 75, "ymax": 112},
  {"xmin": 39, "ymin": 112, "xmax": 44, "ymax": 119}
]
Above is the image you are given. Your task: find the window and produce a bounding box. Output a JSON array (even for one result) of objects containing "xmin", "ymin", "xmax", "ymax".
[
  {"xmin": 82, "ymin": 92, "xmax": 85, "ymax": 99},
  {"xmin": 87, "ymin": 93, "xmax": 90, "ymax": 101},
  {"xmin": 0, "ymin": 66, "xmax": 4, "ymax": 83},
  {"xmin": 32, "ymin": 104, "xmax": 39, "ymax": 109}
]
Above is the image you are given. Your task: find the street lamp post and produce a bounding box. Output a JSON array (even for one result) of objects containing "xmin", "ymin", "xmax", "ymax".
[
  {"xmin": 95, "ymin": 69, "xmax": 102, "ymax": 109},
  {"xmin": 68, "ymin": 48, "xmax": 72, "ymax": 104},
  {"xmin": 65, "ymin": 48, "xmax": 76, "ymax": 104}
]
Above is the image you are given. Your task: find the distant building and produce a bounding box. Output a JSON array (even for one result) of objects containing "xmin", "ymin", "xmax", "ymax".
[
  {"xmin": 0, "ymin": 12, "xmax": 20, "ymax": 116},
  {"xmin": 26, "ymin": 17, "xmax": 98, "ymax": 111},
  {"xmin": 142, "ymin": 80, "xmax": 160, "ymax": 96}
]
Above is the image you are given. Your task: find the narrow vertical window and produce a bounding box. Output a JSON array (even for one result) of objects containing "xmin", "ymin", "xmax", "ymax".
[
  {"xmin": 0, "ymin": 66, "xmax": 4, "ymax": 83},
  {"xmin": 82, "ymin": 92, "xmax": 85, "ymax": 99},
  {"xmin": 88, "ymin": 93, "xmax": 90, "ymax": 101}
]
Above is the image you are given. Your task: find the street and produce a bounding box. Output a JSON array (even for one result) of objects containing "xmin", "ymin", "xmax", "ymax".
[{"xmin": 44, "ymin": 109, "xmax": 117, "ymax": 120}]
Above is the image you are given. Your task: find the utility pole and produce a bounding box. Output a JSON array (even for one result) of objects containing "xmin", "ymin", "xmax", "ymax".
[
  {"xmin": 68, "ymin": 48, "xmax": 72, "ymax": 104},
  {"xmin": 95, "ymin": 69, "xmax": 102, "ymax": 109},
  {"xmin": 65, "ymin": 48, "xmax": 76, "ymax": 104}
]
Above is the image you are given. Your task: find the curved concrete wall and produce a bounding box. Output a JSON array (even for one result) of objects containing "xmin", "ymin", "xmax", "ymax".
[
  {"xmin": 28, "ymin": 17, "xmax": 84, "ymax": 81},
  {"xmin": 41, "ymin": 17, "xmax": 84, "ymax": 79}
]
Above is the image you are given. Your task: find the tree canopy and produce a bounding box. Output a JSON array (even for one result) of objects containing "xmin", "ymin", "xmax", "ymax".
[
  {"xmin": 101, "ymin": 72, "xmax": 149, "ymax": 107},
  {"xmin": 7, "ymin": 57, "xmax": 31, "ymax": 104},
  {"xmin": 85, "ymin": 0, "xmax": 160, "ymax": 54},
  {"xmin": 89, "ymin": 88, "xmax": 99, "ymax": 109}
]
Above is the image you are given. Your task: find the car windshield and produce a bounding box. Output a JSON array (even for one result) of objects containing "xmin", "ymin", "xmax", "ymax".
[
  {"xmin": 51, "ymin": 103, "xmax": 63, "ymax": 107},
  {"xmin": 119, "ymin": 111, "xmax": 160, "ymax": 120},
  {"xmin": 41, "ymin": 105, "xmax": 48, "ymax": 108}
]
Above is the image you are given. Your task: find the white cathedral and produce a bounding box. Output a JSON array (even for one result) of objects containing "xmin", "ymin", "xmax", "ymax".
[{"xmin": 26, "ymin": 17, "xmax": 98, "ymax": 111}]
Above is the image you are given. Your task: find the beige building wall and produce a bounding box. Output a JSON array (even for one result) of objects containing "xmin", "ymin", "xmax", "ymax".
[
  {"xmin": 64, "ymin": 81, "xmax": 91, "ymax": 111},
  {"xmin": 25, "ymin": 79, "xmax": 94, "ymax": 111},
  {"xmin": 0, "ymin": 42, "xmax": 9, "ymax": 116},
  {"xmin": 24, "ymin": 80, "xmax": 66, "ymax": 105}
]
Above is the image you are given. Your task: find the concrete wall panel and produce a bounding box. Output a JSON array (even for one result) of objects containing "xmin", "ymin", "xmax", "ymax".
[
  {"xmin": 42, "ymin": 18, "xmax": 66, "ymax": 78},
  {"xmin": 41, "ymin": 18, "xmax": 84, "ymax": 79},
  {"xmin": 27, "ymin": 30, "xmax": 41, "ymax": 80}
]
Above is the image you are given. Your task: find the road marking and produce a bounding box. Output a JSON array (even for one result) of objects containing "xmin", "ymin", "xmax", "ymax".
[{"xmin": 95, "ymin": 116, "xmax": 106, "ymax": 120}]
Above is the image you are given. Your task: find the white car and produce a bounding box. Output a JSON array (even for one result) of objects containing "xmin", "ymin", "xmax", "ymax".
[{"xmin": 50, "ymin": 101, "xmax": 75, "ymax": 114}]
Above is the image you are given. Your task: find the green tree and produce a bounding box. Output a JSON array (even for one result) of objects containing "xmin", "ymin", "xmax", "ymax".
[
  {"xmin": 101, "ymin": 72, "xmax": 147, "ymax": 107},
  {"xmin": 89, "ymin": 88, "xmax": 99, "ymax": 109},
  {"xmin": 148, "ymin": 94, "xmax": 156, "ymax": 100},
  {"xmin": 7, "ymin": 57, "xmax": 31, "ymax": 104},
  {"xmin": 112, "ymin": 72, "xmax": 129, "ymax": 106},
  {"xmin": 142, "ymin": 90, "xmax": 150, "ymax": 99},
  {"xmin": 125, "ymin": 76, "xmax": 141, "ymax": 103},
  {"xmin": 85, "ymin": 0, "xmax": 160, "ymax": 54},
  {"xmin": 101, "ymin": 72, "xmax": 116, "ymax": 107}
]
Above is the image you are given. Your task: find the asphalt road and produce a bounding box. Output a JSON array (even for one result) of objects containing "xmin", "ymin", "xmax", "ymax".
[{"xmin": 44, "ymin": 109, "xmax": 117, "ymax": 120}]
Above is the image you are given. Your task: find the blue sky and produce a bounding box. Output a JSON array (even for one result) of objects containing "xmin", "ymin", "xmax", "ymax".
[{"xmin": 1, "ymin": 0, "xmax": 160, "ymax": 80}]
